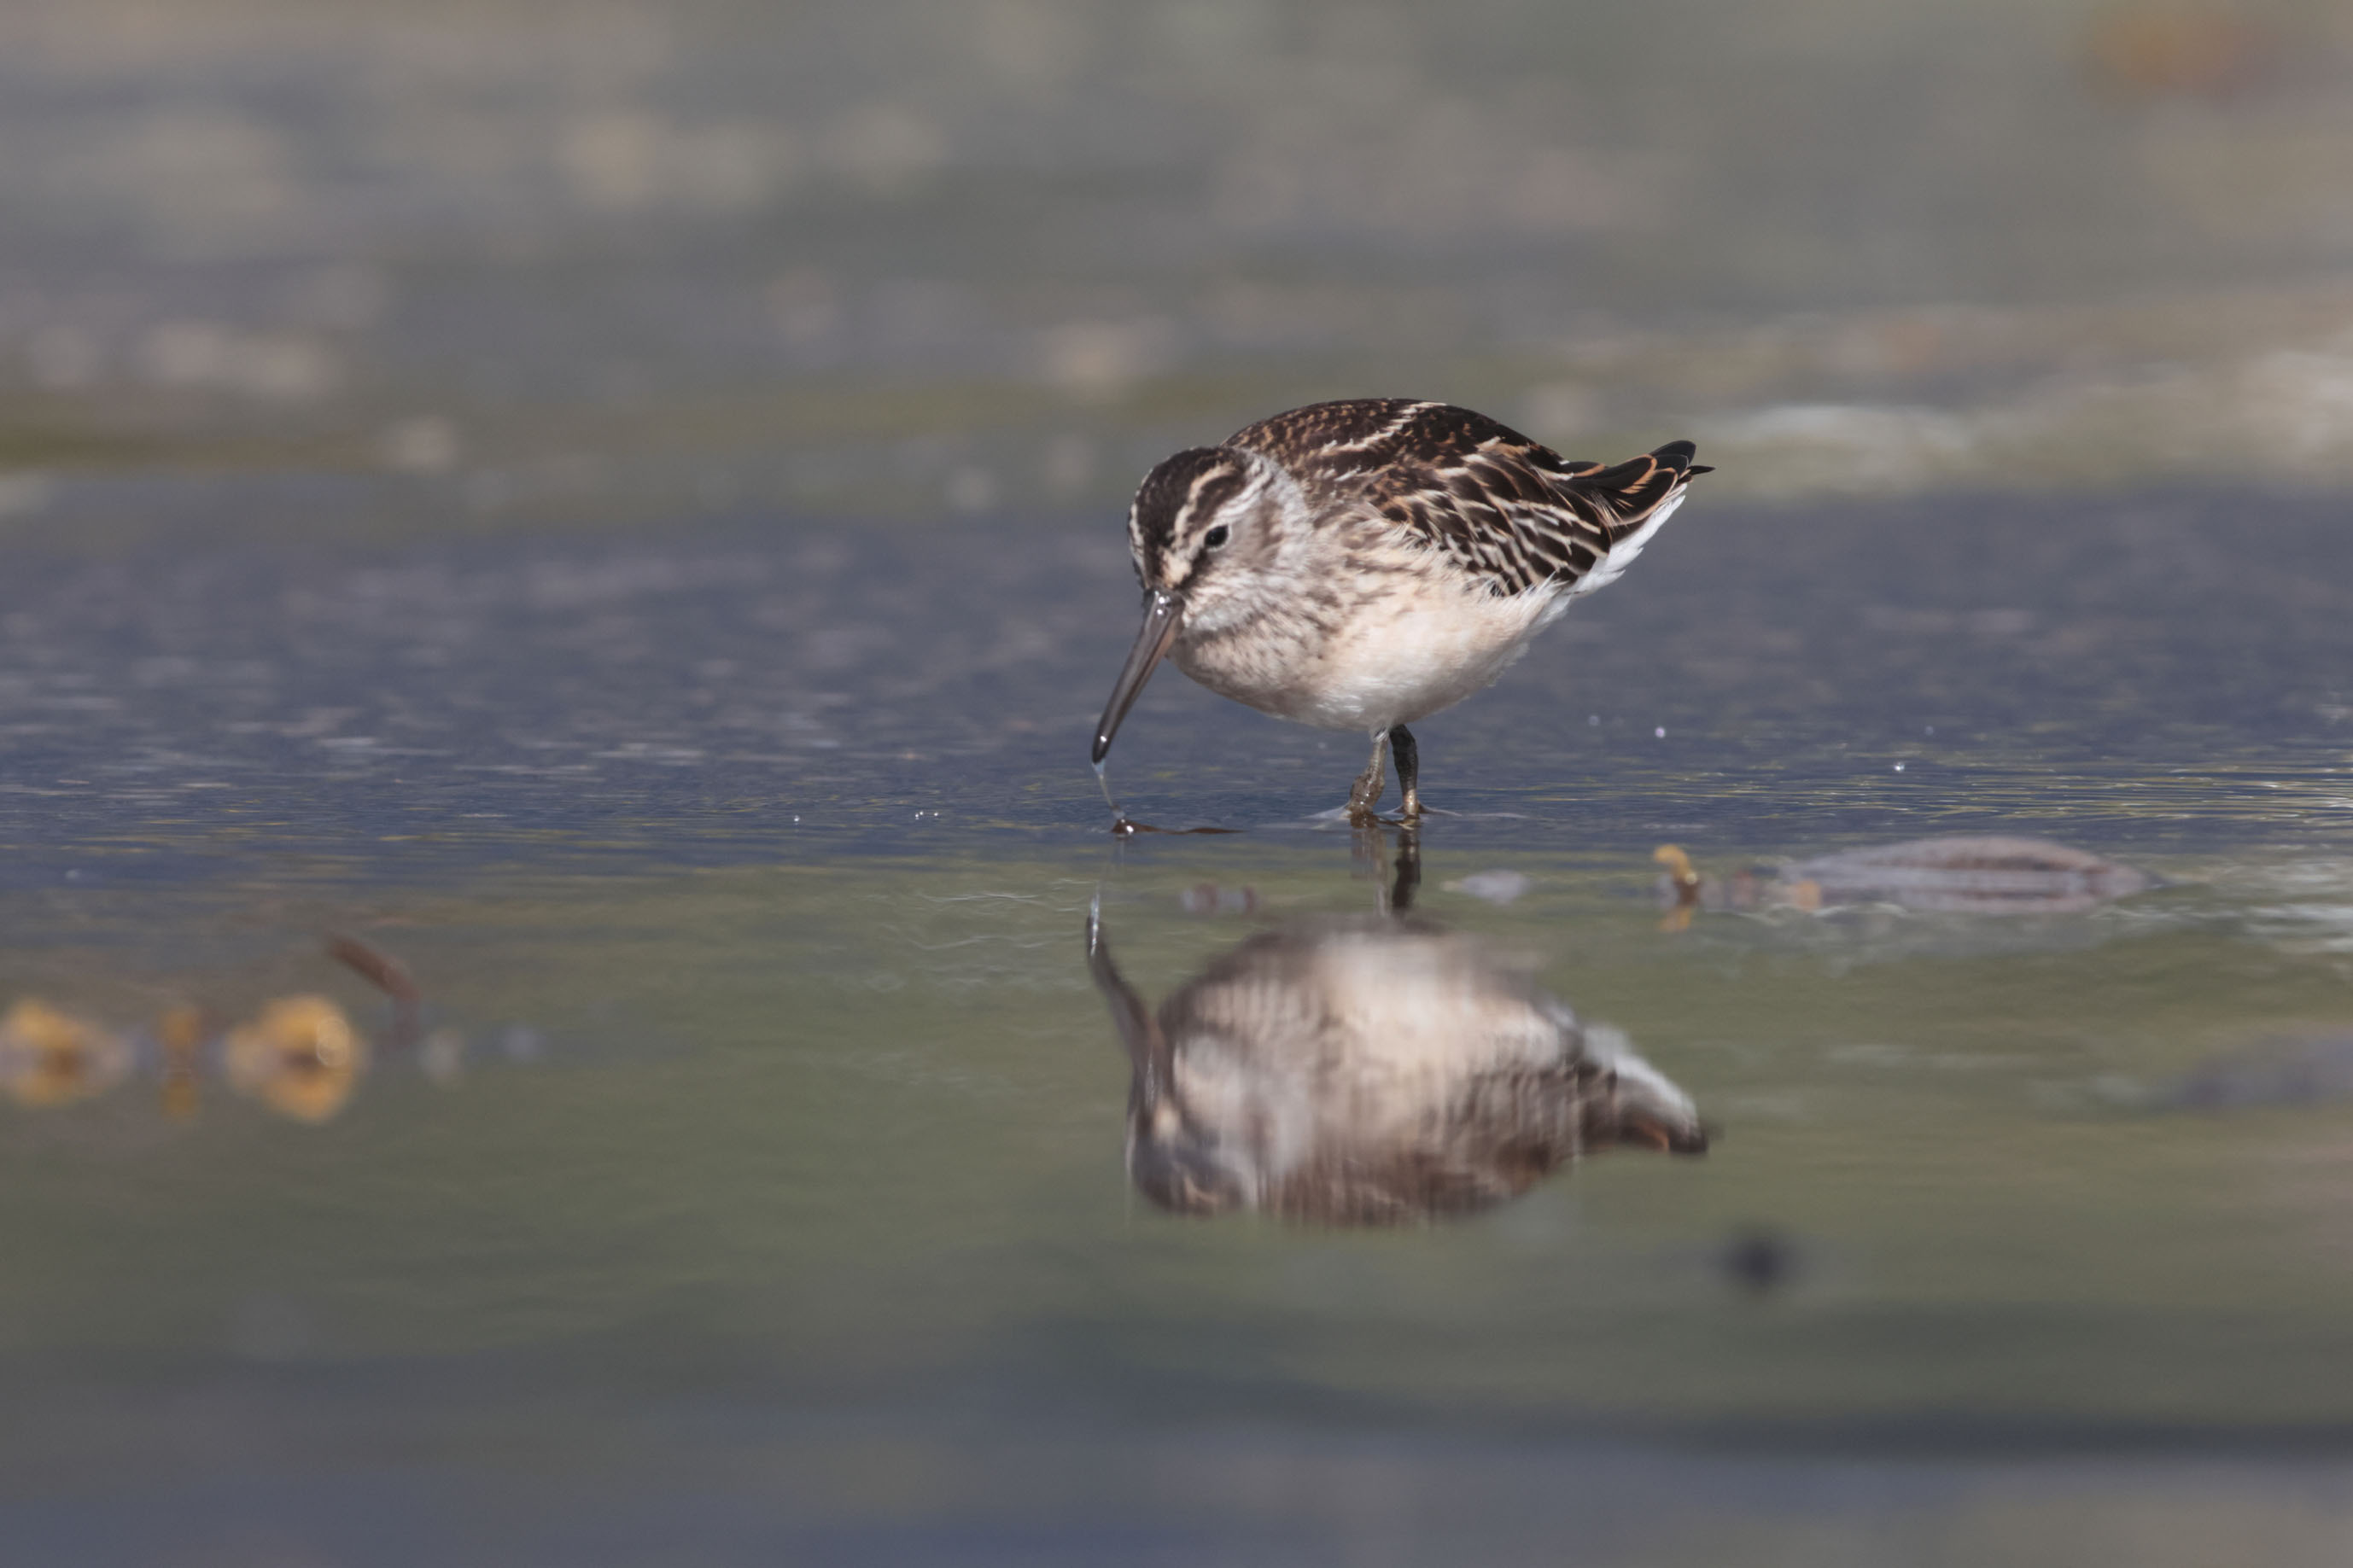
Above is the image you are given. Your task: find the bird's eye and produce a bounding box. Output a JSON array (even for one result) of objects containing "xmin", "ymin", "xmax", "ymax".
[{"xmin": 1203, "ymin": 524, "xmax": 1231, "ymax": 550}]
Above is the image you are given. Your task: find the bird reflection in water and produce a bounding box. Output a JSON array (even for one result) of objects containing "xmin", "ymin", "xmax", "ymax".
[{"xmin": 1088, "ymin": 831, "xmax": 1708, "ymax": 1223}]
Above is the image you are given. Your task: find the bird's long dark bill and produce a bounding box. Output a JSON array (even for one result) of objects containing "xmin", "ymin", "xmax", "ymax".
[{"xmin": 1093, "ymin": 589, "xmax": 1184, "ymax": 764}]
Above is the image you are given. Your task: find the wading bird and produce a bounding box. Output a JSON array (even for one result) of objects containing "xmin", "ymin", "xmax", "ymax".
[{"xmin": 1092, "ymin": 399, "xmax": 1707, "ymax": 822}]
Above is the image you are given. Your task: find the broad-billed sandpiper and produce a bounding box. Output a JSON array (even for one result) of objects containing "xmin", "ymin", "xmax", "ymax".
[{"xmin": 1091, "ymin": 399, "xmax": 1708, "ymax": 822}]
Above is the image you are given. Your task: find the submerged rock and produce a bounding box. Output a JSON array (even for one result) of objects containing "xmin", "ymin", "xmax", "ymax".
[
  {"xmin": 1660, "ymin": 836, "xmax": 2152, "ymax": 918},
  {"xmin": 1783, "ymin": 836, "xmax": 2152, "ymax": 914},
  {"xmin": 2152, "ymin": 1033, "xmax": 2353, "ymax": 1113}
]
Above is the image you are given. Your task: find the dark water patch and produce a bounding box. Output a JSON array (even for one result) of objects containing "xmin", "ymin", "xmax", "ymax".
[{"xmin": 0, "ymin": 488, "xmax": 2349, "ymax": 883}]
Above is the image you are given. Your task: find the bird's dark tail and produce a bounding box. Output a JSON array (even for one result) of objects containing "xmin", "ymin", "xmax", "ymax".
[{"xmin": 1575, "ymin": 439, "xmax": 1709, "ymax": 539}]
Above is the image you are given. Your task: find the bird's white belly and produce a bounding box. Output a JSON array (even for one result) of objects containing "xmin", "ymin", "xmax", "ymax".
[{"xmin": 1182, "ymin": 583, "xmax": 1562, "ymax": 734}]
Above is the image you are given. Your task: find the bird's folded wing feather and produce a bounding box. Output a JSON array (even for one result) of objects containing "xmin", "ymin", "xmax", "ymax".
[{"xmin": 1228, "ymin": 399, "xmax": 1705, "ymax": 599}]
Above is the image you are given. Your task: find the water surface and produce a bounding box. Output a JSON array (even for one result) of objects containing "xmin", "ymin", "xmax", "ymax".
[
  {"xmin": 3, "ymin": 485, "xmax": 2352, "ymax": 1561},
  {"xmin": 9, "ymin": 2, "xmax": 2353, "ymax": 1559}
]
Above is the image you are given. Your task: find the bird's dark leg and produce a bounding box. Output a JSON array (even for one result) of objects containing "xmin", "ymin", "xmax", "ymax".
[
  {"xmin": 1390, "ymin": 725, "xmax": 1422, "ymax": 820},
  {"xmin": 1346, "ymin": 731, "xmax": 1388, "ymax": 823}
]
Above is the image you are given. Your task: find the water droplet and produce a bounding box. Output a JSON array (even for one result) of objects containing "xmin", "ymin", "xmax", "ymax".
[{"xmin": 1654, "ymin": 726, "xmax": 1666, "ymax": 738}]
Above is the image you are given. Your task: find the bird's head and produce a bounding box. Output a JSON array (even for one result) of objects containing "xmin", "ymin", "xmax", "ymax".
[
  {"xmin": 1093, "ymin": 446, "xmax": 1305, "ymax": 765},
  {"xmin": 1125, "ymin": 445, "xmax": 1303, "ymax": 626}
]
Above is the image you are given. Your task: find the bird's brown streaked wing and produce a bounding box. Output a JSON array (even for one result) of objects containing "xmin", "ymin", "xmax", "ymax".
[
  {"xmin": 1227, "ymin": 400, "xmax": 1705, "ymax": 599},
  {"xmin": 1574, "ymin": 440, "xmax": 1711, "ymax": 533},
  {"xmin": 1225, "ymin": 398, "xmax": 1463, "ymax": 472}
]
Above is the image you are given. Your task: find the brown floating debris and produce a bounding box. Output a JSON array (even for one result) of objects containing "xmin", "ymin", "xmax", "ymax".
[
  {"xmin": 1655, "ymin": 845, "xmax": 1702, "ymax": 901},
  {"xmin": 0, "ymin": 999, "xmax": 131, "ymax": 1108},
  {"xmin": 1655, "ymin": 845, "xmax": 1702, "ymax": 931},
  {"xmin": 0, "ymin": 936, "xmax": 519, "ymax": 1122},
  {"xmin": 327, "ymin": 931, "xmax": 423, "ymax": 1046},
  {"xmin": 224, "ymin": 996, "xmax": 369, "ymax": 1124},
  {"xmin": 326, "ymin": 933, "xmax": 418, "ymax": 1006},
  {"xmin": 1112, "ymin": 814, "xmax": 1241, "ymax": 836}
]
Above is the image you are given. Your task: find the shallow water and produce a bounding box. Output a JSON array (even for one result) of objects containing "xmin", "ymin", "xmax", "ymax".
[
  {"xmin": 2, "ymin": 484, "xmax": 2352, "ymax": 1561},
  {"xmin": 10, "ymin": 0, "xmax": 2353, "ymax": 1559}
]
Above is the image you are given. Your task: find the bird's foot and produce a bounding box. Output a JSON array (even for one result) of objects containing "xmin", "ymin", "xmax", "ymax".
[
  {"xmin": 1346, "ymin": 732, "xmax": 1390, "ymax": 825},
  {"xmin": 1352, "ymin": 786, "xmax": 1421, "ymax": 829}
]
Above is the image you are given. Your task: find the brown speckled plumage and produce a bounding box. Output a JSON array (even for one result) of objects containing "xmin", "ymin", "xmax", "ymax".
[
  {"xmin": 1223, "ymin": 399, "xmax": 1705, "ymax": 597},
  {"xmin": 1095, "ymin": 398, "xmax": 1708, "ymax": 819}
]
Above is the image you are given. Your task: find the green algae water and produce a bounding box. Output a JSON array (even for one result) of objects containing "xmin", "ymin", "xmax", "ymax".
[{"xmin": 2, "ymin": 494, "xmax": 2351, "ymax": 1564}]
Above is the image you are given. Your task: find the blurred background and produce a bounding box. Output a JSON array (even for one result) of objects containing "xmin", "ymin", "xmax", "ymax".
[
  {"xmin": 6, "ymin": 0, "xmax": 2353, "ymax": 535},
  {"xmin": 10, "ymin": 5, "xmax": 2353, "ymax": 1564}
]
